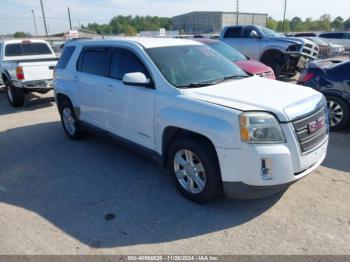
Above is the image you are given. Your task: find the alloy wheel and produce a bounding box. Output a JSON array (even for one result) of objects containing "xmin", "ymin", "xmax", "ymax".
[
  {"xmin": 62, "ymin": 107, "xmax": 76, "ymax": 135},
  {"xmin": 173, "ymin": 149, "xmax": 206, "ymax": 194},
  {"xmin": 327, "ymin": 100, "xmax": 344, "ymax": 128}
]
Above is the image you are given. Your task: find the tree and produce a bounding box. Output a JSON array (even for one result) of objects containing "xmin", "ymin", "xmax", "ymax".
[
  {"xmin": 266, "ymin": 17, "xmax": 278, "ymax": 31},
  {"xmin": 344, "ymin": 18, "xmax": 350, "ymax": 30},
  {"xmin": 331, "ymin": 16, "xmax": 344, "ymax": 30},
  {"xmin": 318, "ymin": 14, "xmax": 332, "ymax": 31},
  {"xmin": 13, "ymin": 32, "xmax": 29, "ymax": 38},
  {"xmin": 124, "ymin": 25, "xmax": 137, "ymax": 36},
  {"xmin": 290, "ymin": 17, "xmax": 303, "ymax": 31}
]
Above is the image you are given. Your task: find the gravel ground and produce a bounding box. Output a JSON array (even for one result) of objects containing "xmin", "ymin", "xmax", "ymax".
[{"xmin": 0, "ymin": 90, "xmax": 349, "ymax": 255}]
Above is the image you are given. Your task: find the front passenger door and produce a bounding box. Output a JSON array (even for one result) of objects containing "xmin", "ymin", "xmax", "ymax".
[{"xmin": 107, "ymin": 48, "xmax": 156, "ymax": 150}]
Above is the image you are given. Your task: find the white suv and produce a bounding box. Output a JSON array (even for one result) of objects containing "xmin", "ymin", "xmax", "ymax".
[{"xmin": 54, "ymin": 38, "xmax": 329, "ymax": 202}]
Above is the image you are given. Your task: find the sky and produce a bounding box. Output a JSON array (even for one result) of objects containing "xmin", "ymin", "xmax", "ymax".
[{"xmin": 0, "ymin": 0, "xmax": 349, "ymax": 35}]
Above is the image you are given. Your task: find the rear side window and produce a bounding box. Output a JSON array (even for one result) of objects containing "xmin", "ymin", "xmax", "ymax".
[
  {"xmin": 56, "ymin": 46, "xmax": 76, "ymax": 69},
  {"xmin": 5, "ymin": 42, "xmax": 53, "ymax": 56},
  {"xmin": 224, "ymin": 27, "xmax": 242, "ymax": 38},
  {"xmin": 81, "ymin": 49, "xmax": 110, "ymax": 76},
  {"xmin": 110, "ymin": 50, "xmax": 148, "ymax": 80}
]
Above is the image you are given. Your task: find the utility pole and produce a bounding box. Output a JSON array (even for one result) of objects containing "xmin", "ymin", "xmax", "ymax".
[
  {"xmin": 236, "ymin": 0, "xmax": 239, "ymax": 25},
  {"xmin": 39, "ymin": 0, "xmax": 48, "ymax": 38},
  {"xmin": 31, "ymin": 10, "xmax": 38, "ymax": 37},
  {"xmin": 67, "ymin": 7, "xmax": 72, "ymax": 30},
  {"xmin": 283, "ymin": 0, "xmax": 287, "ymax": 32}
]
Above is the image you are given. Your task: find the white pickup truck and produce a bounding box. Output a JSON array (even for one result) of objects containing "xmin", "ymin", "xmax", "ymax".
[
  {"xmin": 54, "ymin": 38, "xmax": 329, "ymax": 202},
  {"xmin": 0, "ymin": 39, "xmax": 57, "ymax": 107}
]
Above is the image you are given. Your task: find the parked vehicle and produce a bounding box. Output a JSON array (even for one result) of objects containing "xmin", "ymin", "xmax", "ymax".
[
  {"xmin": 300, "ymin": 37, "xmax": 345, "ymax": 58},
  {"xmin": 0, "ymin": 39, "xmax": 57, "ymax": 107},
  {"xmin": 319, "ymin": 32, "xmax": 350, "ymax": 51},
  {"xmin": 219, "ymin": 25, "xmax": 319, "ymax": 79},
  {"xmin": 195, "ymin": 39, "xmax": 275, "ymax": 79},
  {"xmin": 294, "ymin": 33, "xmax": 317, "ymax": 37},
  {"xmin": 54, "ymin": 38, "xmax": 328, "ymax": 202},
  {"xmin": 298, "ymin": 60, "xmax": 350, "ymax": 130}
]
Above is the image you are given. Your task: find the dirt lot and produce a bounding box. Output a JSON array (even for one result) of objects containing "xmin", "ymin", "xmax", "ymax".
[{"xmin": 0, "ymin": 90, "xmax": 349, "ymax": 255}]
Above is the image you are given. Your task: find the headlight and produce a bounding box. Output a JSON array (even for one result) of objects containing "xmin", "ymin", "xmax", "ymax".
[{"xmin": 239, "ymin": 112, "xmax": 285, "ymax": 143}]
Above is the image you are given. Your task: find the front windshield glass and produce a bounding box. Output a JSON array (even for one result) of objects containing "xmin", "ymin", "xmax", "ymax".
[
  {"xmin": 208, "ymin": 42, "xmax": 247, "ymax": 61},
  {"xmin": 147, "ymin": 45, "xmax": 247, "ymax": 88},
  {"xmin": 258, "ymin": 26, "xmax": 279, "ymax": 37}
]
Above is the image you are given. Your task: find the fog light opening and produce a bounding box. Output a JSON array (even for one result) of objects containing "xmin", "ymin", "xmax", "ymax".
[{"xmin": 261, "ymin": 158, "xmax": 272, "ymax": 180}]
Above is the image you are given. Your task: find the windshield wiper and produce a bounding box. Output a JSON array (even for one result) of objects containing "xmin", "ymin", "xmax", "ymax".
[{"xmin": 178, "ymin": 75, "xmax": 248, "ymax": 88}]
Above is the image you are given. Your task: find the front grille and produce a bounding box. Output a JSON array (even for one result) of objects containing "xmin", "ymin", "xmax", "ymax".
[
  {"xmin": 301, "ymin": 43, "xmax": 319, "ymax": 60},
  {"xmin": 292, "ymin": 107, "xmax": 328, "ymax": 153}
]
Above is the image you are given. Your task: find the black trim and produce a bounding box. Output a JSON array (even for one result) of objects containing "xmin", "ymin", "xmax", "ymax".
[
  {"xmin": 223, "ymin": 181, "xmax": 295, "ymax": 199},
  {"xmin": 79, "ymin": 121, "xmax": 163, "ymax": 165}
]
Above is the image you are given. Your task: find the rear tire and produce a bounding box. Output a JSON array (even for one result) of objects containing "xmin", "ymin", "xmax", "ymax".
[
  {"xmin": 167, "ymin": 138, "xmax": 222, "ymax": 203},
  {"xmin": 326, "ymin": 96, "xmax": 349, "ymax": 131},
  {"xmin": 5, "ymin": 80, "xmax": 25, "ymax": 107},
  {"xmin": 59, "ymin": 98, "xmax": 86, "ymax": 140}
]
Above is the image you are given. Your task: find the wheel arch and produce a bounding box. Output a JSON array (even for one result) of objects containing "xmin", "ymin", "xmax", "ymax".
[
  {"xmin": 260, "ymin": 48, "xmax": 285, "ymax": 63},
  {"xmin": 161, "ymin": 126, "xmax": 219, "ymax": 168}
]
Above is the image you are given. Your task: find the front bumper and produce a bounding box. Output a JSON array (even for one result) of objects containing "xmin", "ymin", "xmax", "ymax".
[{"xmin": 216, "ymin": 133, "xmax": 328, "ymax": 199}]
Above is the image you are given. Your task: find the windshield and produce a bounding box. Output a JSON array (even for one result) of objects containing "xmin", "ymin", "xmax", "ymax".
[
  {"xmin": 147, "ymin": 45, "xmax": 247, "ymax": 88},
  {"xmin": 258, "ymin": 27, "xmax": 279, "ymax": 37},
  {"xmin": 207, "ymin": 42, "xmax": 247, "ymax": 61}
]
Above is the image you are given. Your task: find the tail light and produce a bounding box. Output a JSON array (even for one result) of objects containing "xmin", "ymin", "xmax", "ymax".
[
  {"xmin": 298, "ymin": 72, "xmax": 315, "ymax": 84},
  {"xmin": 16, "ymin": 66, "xmax": 24, "ymax": 80}
]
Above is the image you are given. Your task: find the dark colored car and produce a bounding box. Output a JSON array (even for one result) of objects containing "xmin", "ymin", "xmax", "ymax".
[
  {"xmin": 297, "ymin": 60, "xmax": 350, "ymax": 130},
  {"xmin": 195, "ymin": 39, "xmax": 275, "ymax": 80}
]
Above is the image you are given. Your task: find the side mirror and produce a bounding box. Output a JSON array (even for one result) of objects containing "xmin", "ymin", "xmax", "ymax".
[
  {"xmin": 251, "ymin": 31, "xmax": 261, "ymax": 39},
  {"xmin": 122, "ymin": 72, "xmax": 152, "ymax": 87}
]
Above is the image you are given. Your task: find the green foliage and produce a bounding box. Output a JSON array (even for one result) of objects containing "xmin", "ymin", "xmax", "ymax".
[
  {"xmin": 344, "ymin": 18, "xmax": 350, "ymax": 30},
  {"xmin": 13, "ymin": 32, "xmax": 30, "ymax": 38},
  {"xmin": 267, "ymin": 14, "xmax": 350, "ymax": 32},
  {"xmin": 84, "ymin": 15, "xmax": 173, "ymax": 35}
]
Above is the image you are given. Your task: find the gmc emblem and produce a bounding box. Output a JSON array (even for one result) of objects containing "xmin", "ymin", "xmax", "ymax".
[{"xmin": 308, "ymin": 117, "xmax": 325, "ymax": 134}]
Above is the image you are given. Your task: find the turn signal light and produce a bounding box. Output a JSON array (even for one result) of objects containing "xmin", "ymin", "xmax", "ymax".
[{"xmin": 16, "ymin": 67, "xmax": 24, "ymax": 80}]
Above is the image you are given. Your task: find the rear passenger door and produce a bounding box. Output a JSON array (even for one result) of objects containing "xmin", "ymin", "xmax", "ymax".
[
  {"xmin": 220, "ymin": 26, "xmax": 243, "ymax": 50},
  {"xmin": 76, "ymin": 47, "xmax": 111, "ymax": 129},
  {"xmin": 107, "ymin": 48, "xmax": 156, "ymax": 150}
]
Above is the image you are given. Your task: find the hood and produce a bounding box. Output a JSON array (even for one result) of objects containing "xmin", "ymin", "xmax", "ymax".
[
  {"xmin": 234, "ymin": 59, "xmax": 272, "ymax": 75},
  {"xmin": 269, "ymin": 36, "xmax": 306, "ymax": 44},
  {"xmin": 183, "ymin": 76, "xmax": 324, "ymax": 122}
]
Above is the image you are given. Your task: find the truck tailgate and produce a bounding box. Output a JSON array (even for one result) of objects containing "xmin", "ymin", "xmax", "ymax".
[{"xmin": 20, "ymin": 60, "xmax": 57, "ymax": 81}]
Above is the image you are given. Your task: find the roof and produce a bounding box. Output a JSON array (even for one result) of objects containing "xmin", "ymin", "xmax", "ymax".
[
  {"xmin": 0, "ymin": 39, "xmax": 49, "ymax": 44},
  {"xmin": 68, "ymin": 37, "xmax": 203, "ymax": 49}
]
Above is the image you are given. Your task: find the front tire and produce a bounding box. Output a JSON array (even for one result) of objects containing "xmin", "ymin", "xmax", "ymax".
[
  {"xmin": 326, "ymin": 96, "xmax": 349, "ymax": 131},
  {"xmin": 5, "ymin": 80, "xmax": 25, "ymax": 107},
  {"xmin": 59, "ymin": 98, "xmax": 86, "ymax": 140},
  {"xmin": 167, "ymin": 138, "xmax": 222, "ymax": 203}
]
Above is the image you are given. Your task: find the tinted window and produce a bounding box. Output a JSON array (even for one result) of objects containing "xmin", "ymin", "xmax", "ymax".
[
  {"xmin": 242, "ymin": 27, "xmax": 260, "ymax": 38},
  {"xmin": 56, "ymin": 46, "xmax": 76, "ymax": 69},
  {"xmin": 5, "ymin": 44, "xmax": 22, "ymax": 56},
  {"xmin": 34, "ymin": 43, "xmax": 52, "ymax": 54},
  {"xmin": 320, "ymin": 33, "xmax": 344, "ymax": 39},
  {"xmin": 110, "ymin": 50, "xmax": 148, "ymax": 80},
  {"xmin": 224, "ymin": 27, "xmax": 242, "ymax": 38},
  {"xmin": 5, "ymin": 43, "xmax": 53, "ymax": 56},
  {"xmin": 81, "ymin": 49, "xmax": 110, "ymax": 76}
]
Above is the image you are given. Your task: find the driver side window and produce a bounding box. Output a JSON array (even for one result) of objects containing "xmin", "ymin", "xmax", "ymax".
[
  {"xmin": 242, "ymin": 28, "xmax": 260, "ymax": 38},
  {"xmin": 110, "ymin": 49, "xmax": 149, "ymax": 80}
]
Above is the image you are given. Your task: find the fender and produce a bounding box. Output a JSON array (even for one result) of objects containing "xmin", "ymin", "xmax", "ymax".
[{"xmin": 155, "ymin": 106, "xmax": 241, "ymax": 154}]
